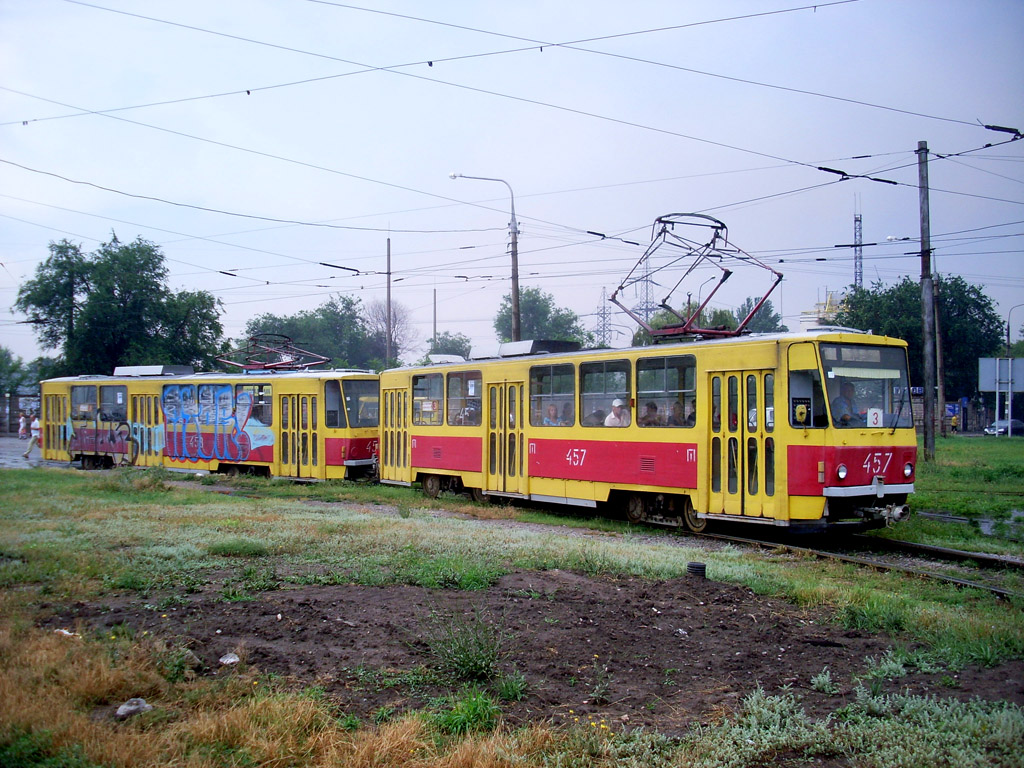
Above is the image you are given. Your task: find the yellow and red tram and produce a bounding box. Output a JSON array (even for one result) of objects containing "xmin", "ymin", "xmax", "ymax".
[
  {"xmin": 380, "ymin": 330, "xmax": 916, "ymax": 532},
  {"xmin": 40, "ymin": 366, "xmax": 379, "ymax": 480}
]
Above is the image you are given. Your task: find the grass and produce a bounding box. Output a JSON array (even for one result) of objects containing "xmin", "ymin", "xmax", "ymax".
[
  {"xmin": 2, "ymin": 445, "xmax": 1024, "ymax": 766},
  {"xmin": 910, "ymin": 435, "xmax": 1024, "ymax": 518}
]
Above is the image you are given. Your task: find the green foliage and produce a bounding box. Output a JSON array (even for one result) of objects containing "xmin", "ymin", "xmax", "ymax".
[
  {"xmin": 496, "ymin": 668, "xmax": 528, "ymax": 701},
  {"xmin": 419, "ymin": 607, "xmax": 508, "ymax": 682},
  {"xmin": 0, "ymin": 346, "xmax": 28, "ymax": 397},
  {"xmin": 493, "ymin": 286, "xmax": 593, "ymax": 345},
  {"xmin": 425, "ymin": 331, "xmax": 472, "ymax": 359},
  {"xmin": 834, "ymin": 275, "xmax": 1003, "ymax": 398},
  {"xmin": 733, "ymin": 296, "xmax": 788, "ymax": 333},
  {"xmin": 431, "ymin": 687, "xmax": 500, "ymax": 735},
  {"xmin": 0, "ymin": 728, "xmax": 103, "ymax": 768},
  {"xmin": 244, "ymin": 295, "xmax": 372, "ymax": 369},
  {"xmin": 15, "ymin": 236, "xmax": 223, "ymax": 375},
  {"xmin": 206, "ymin": 539, "xmax": 270, "ymax": 558}
]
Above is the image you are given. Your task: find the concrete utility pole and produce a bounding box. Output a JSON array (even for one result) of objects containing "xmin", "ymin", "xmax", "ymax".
[
  {"xmin": 386, "ymin": 238, "xmax": 392, "ymax": 366},
  {"xmin": 918, "ymin": 141, "xmax": 936, "ymax": 461}
]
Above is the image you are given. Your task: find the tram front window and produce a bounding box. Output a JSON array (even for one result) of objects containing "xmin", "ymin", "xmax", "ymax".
[{"xmin": 820, "ymin": 343, "xmax": 913, "ymax": 429}]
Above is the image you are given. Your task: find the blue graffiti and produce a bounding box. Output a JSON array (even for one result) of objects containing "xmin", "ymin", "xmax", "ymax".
[{"xmin": 161, "ymin": 384, "xmax": 250, "ymax": 463}]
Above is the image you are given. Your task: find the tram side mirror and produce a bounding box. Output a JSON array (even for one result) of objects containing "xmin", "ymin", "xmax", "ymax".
[{"xmin": 794, "ymin": 404, "xmax": 808, "ymax": 425}]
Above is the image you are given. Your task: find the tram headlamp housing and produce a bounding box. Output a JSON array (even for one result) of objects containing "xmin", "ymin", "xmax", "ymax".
[
  {"xmin": 836, "ymin": 464, "xmax": 848, "ymax": 480},
  {"xmin": 903, "ymin": 462, "xmax": 913, "ymax": 478}
]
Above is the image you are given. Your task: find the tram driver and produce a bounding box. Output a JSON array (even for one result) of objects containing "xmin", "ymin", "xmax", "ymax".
[{"xmin": 831, "ymin": 381, "xmax": 863, "ymax": 426}]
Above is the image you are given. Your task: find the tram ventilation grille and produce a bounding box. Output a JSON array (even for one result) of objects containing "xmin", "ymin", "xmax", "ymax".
[
  {"xmin": 640, "ymin": 456, "xmax": 656, "ymax": 473},
  {"xmin": 432, "ymin": 448, "xmax": 443, "ymax": 460}
]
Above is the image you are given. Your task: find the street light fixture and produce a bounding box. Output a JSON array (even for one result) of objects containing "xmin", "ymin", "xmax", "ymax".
[
  {"xmin": 1007, "ymin": 302, "xmax": 1024, "ymax": 355},
  {"xmin": 450, "ymin": 172, "xmax": 521, "ymax": 342}
]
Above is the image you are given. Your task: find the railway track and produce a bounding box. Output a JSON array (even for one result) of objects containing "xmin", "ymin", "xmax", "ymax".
[{"xmin": 696, "ymin": 530, "xmax": 1024, "ymax": 601}]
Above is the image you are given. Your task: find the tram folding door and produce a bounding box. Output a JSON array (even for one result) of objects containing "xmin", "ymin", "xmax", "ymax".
[
  {"xmin": 279, "ymin": 393, "xmax": 316, "ymax": 478},
  {"xmin": 485, "ymin": 381, "xmax": 525, "ymax": 495},
  {"xmin": 708, "ymin": 370, "xmax": 776, "ymax": 519}
]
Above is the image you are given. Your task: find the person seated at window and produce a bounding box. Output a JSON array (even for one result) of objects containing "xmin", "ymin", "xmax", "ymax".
[
  {"xmin": 604, "ymin": 398, "xmax": 631, "ymax": 427},
  {"xmin": 667, "ymin": 401, "xmax": 686, "ymax": 426},
  {"xmin": 831, "ymin": 381, "xmax": 863, "ymax": 426},
  {"xmin": 560, "ymin": 402, "xmax": 574, "ymax": 426},
  {"xmin": 542, "ymin": 404, "xmax": 560, "ymax": 426},
  {"xmin": 638, "ymin": 401, "xmax": 661, "ymax": 426}
]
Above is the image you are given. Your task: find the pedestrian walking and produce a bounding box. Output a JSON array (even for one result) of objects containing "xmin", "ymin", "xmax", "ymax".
[
  {"xmin": 23, "ymin": 413, "xmax": 40, "ymax": 459},
  {"xmin": 18, "ymin": 412, "xmax": 28, "ymax": 439},
  {"xmin": 951, "ymin": 414, "xmax": 959, "ymax": 433}
]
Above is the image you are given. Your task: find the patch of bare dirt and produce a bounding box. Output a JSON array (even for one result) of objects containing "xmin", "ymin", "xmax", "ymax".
[{"xmin": 39, "ymin": 569, "xmax": 1024, "ymax": 735}]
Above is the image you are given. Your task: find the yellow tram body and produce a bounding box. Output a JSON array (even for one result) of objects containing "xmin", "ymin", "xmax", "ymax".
[
  {"xmin": 380, "ymin": 330, "xmax": 917, "ymax": 531},
  {"xmin": 40, "ymin": 367, "xmax": 379, "ymax": 480}
]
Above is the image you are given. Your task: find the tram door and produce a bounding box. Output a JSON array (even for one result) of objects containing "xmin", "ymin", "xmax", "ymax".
[
  {"xmin": 485, "ymin": 381, "xmax": 525, "ymax": 495},
  {"xmin": 708, "ymin": 371, "xmax": 775, "ymax": 518},
  {"xmin": 279, "ymin": 394, "xmax": 317, "ymax": 478},
  {"xmin": 380, "ymin": 387, "xmax": 410, "ymax": 484}
]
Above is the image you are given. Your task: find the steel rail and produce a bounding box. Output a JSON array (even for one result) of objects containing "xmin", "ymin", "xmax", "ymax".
[{"xmin": 695, "ymin": 531, "xmax": 1023, "ymax": 601}]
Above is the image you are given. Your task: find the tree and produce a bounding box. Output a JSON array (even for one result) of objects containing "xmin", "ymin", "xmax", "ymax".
[
  {"xmin": 494, "ymin": 287, "xmax": 593, "ymax": 345},
  {"xmin": 244, "ymin": 295, "xmax": 371, "ymax": 369},
  {"xmin": 631, "ymin": 306, "xmax": 739, "ymax": 346},
  {"xmin": 16, "ymin": 236, "xmax": 224, "ymax": 374},
  {"xmin": 429, "ymin": 331, "xmax": 472, "ymax": 358},
  {"xmin": 0, "ymin": 347, "xmax": 27, "ymax": 399},
  {"xmin": 364, "ymin": 299, "xmax": 415, "ymax": 368},
  {"xmin": 734, "ymin": 297, "xmax": 788, "ymax": 333},
  {"xmin": 834, "ymin": 275, "xmax": 1003, "ymax": 398},
  {"xmin": 14, "ymin": 240, "xmax": 91, "ymax": 371}
]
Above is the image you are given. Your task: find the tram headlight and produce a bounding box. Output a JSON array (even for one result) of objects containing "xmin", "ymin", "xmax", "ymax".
[
  {"xmin": 903, "ymin": 462, "xmax": 913, "ymax": 478},
  {"xmin": 836, "ymin": 464, "xmax": 848, "ymax": 480}
]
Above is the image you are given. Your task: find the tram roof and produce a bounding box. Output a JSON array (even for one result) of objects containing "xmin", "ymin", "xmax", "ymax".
[
  {"xmin": 386, "ymin": 327, "xmax": 903, "ymax": 372},
  {"xmin": 43, "ymin": 368, "xmax": 377, "ymax": 384}
]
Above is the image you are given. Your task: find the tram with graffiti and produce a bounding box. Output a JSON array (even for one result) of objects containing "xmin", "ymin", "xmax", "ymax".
[
  {"xmin": 39, "ymin": 366, "xmax": 379, "ymax": 480},
  {"xmin": 379, "ymin": 329, "xmax": 916, "ymax": 532}
]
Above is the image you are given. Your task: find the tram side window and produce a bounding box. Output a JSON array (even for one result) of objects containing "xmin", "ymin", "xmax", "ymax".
[
  {"xmin": 236, "ymin": 384, "xmax": 273, "ymax": 426},
  {"xmin": 789, "ymin": 370, "xmax": 827, "ymax": 428},
  {"xmin": 71, "ymin": 385, "xmax": 98, "ymax": 420},
  {"xmin": 637, "ymin": 355, "xmax": 696, "ymax": 427},
  {"xmin": 325, "ymin": 381, "xmax": 345, "ymax": 428},
  {"xmin": 530, "ymin": 364, "xmax": 575, "ymax": 426},
  {"xmin": 344, "ymin": 378, "xmax": 379, "ymax": 428},
  {"xmin": 99, "ymin": 385, "xmax": 127, "ymax": 422},
  {"xmin": 580, "ymin": 360, "xmax": 631, "ymax": 427},
  {"xmin": 412, "ymin": 373, "xmax": 444, "ymax": 426},
  {"xmin": 447, "ymin": 371, "xmax": 482, "ymax": 426}
]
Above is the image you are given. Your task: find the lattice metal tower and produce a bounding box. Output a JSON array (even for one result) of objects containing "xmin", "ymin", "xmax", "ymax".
[
  {"xmin": 593, "ymin": 287, "xmax": 612, "ymax": 347},
  {"xmin": 853, "ymin": 213, "xmax": 864, "ymax": 288},
  {"xmin": 631, "ymin": 255, "xmax": 659, "ymax": 322}
]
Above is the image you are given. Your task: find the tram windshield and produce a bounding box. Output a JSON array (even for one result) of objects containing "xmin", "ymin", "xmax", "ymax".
[
  {"xmin": 343, "ymin": 379, "xmax": 379, "ymax": 428},
  {"xmin": 820, "ymin": 343, "xmax": 913, "ymax": 429}
]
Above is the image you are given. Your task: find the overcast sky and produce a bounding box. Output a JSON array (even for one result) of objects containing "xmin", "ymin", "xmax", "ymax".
[{"xmin": 2, "ymin": 0, "xmax": 1022, "ymax": 365}]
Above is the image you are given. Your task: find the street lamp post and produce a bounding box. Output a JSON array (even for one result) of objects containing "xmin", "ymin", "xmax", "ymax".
[
  {"xmin": 1007, "ymin": 303, "xmax": 1024, "ymax": 355},
  {"xmin": 450, "ymin": 173, "xmax": 521, "ymax": 342}
]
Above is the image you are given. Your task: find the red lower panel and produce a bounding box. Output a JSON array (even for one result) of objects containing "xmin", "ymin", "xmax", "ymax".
[
  {"xmin": 788, "ymin": 444, "xmax": 916, "ymax": 495},
  {"xmin": 324, "ymin": 436, "xmax": 379, "ymax": 465},
  {"xmin": 411, "ymin": 434, "xmax": 483, "ymax": 472},
  {"xmin": 529, "ymin": 438, "xmax": 698, "ymax": 488}
]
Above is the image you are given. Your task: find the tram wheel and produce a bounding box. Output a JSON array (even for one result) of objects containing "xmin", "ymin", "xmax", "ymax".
[
  {"xmin": 469, "ymin": 487, "xmax": 488, "ymax": 504},
  {"xmin": 422, "ymin": 474, "xmax": 442, "ymax": 499},
  {"xmin": 682, "ymin": 499, "xmax": 707, "ymax": 533},
  {"xmin": 625, "ymin": 494, "xmax": 646, "ymax": 524}
]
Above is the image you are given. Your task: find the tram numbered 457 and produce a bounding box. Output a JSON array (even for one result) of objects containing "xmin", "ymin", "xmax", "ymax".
[
  {"xmin": 39, "ymin": 328, "xmax": 916, "ymax": 533},
  {"xmin": 379, "ymin": 329, "xmax": 916, "ymax": 533}
]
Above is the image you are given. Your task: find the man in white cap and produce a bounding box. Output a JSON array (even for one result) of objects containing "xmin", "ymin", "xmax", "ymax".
[{"xmin": 604, "ymin": 398, "xmax": 631, "ymax": 427}]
